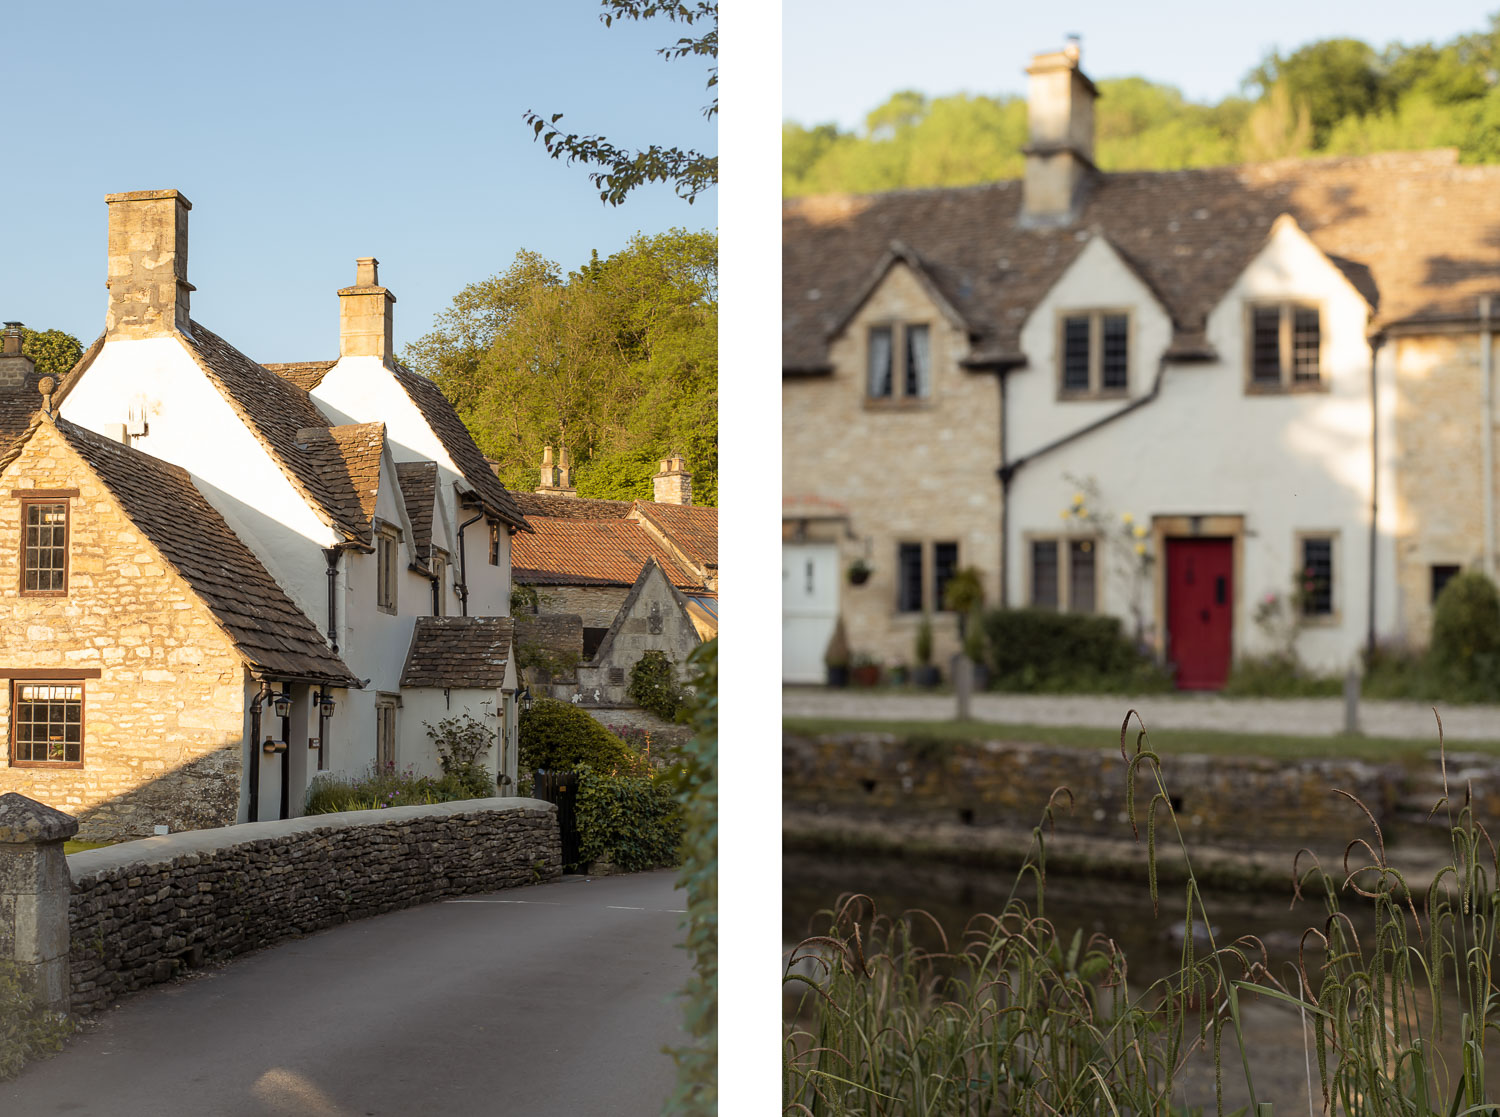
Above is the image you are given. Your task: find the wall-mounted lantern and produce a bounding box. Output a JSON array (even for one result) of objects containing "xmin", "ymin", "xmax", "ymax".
[
  {"xmin": 318, "ymin": 693, "xmax": 336, "ymax": 718},
  {"xmin": 517, "ymin": 686, "xmax": 532, "ymax": 713},
  {"xmin": 270, "ymin": 692, "xmax": 292, "ymax": 719}
]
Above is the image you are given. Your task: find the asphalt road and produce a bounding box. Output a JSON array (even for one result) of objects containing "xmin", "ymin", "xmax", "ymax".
[{"xmin": 4, "ymin": 870, "xmax": 689, "ymax": 1117}]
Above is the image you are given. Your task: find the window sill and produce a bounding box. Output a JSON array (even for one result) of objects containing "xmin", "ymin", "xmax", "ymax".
[
  {"xmin": 863, "ymin": 397, "xmax": 933, "ymax": 412},
  {"xmin": 1245, "ymin": 378, "xmax": 1327, "ymax": 396},
  {"xmin": 1299, "ymin": 611, "xmax": 1340, "ymax": 627},
  {"xmin": 19, "ymin": 590, "xmax": 69, "ymax": 598},
  {"xmin": 376, "ymin": 604, "xmax": 397, "ymax": 616},
  {"xmin": 1057, "ymin": 388, "xmax": 1130, "ymax": 402},
  {"xmin": 10, "ymin": 760, "xmax": 84, "ymax": 769}
]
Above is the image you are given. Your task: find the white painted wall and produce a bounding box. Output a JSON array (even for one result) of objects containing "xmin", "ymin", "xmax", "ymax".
[{"xmin": 1007, "ymin": 218, "xmax": 1383, "ymax": 673}]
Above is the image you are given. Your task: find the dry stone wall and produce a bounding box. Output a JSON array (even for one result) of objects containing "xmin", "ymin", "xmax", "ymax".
[{"xmin": 66, "ymin": 797, "xmax": 560, "ymax": 1015}]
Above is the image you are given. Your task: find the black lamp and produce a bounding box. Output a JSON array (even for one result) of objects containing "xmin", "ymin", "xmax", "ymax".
[{"xmin": 270, "ymin": 692, "xmax": 292, "ymax": 719}]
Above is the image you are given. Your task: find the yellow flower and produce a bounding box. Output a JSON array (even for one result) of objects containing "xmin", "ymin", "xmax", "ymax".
[
  {"xmin": 1135, "ymin": 542, "xmax": 1147, "ymax": 555},
  {"xmin": 1059, "ymin": 509, "xmax": 1071, "ymax": 521},
  {"xmin": 1133, "ymin": 525, "xmax": 1148, "ymax": 539},
  {"xmin": 1076, "ymin": 506, "xmax": 1088, "ymax": 518},
  {"xmin": 1072, "ymin": 491, "xmax": 1085, "ymax": 506},
  {"xmin": 1121, "ymin": 512, "xmax": 1133, "ymax": 525}
]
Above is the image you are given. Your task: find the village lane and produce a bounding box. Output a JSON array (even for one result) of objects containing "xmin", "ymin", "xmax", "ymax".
[
  {"xmin": 4, "ymin": 870, "xmax": 687, "ymax": 1117},
  {"xmin": 784, "ymin": 686, "xmax": 1500, "ymax": 741}
]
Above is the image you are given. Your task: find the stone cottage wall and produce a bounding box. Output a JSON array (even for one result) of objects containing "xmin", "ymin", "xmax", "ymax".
[
  {"xmin": 577, "ymin": 570, "xmax": 701, "ymax": 706},
  {"xmin": 537, "ymin": 586, "xmax": 626, "ymax": 629},
  {"xmin": 0, "ymin": 426, "xmax": 247, "ymax": 840},
  {"xmin": 66, "ymin": 797, "xmax": 561, "ymax": 1014}
]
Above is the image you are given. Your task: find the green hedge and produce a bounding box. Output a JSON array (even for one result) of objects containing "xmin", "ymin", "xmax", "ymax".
[
  {"xmin": 574, "ymin": 768, "xmax": 683, "ymax": 872},
  {"xmin": 979, "ymin": 609, "xmax": 1171, "ymax": 692},
  {"xmin": 519, "ymin": 698, "xmax": 637, "ymax": 774}
]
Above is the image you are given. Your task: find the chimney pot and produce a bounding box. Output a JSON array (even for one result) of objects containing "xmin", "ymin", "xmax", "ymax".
[
  {"xmin": 0, "ymin": 322, "xmax": 34, "ymax": 388},
  {"xmin": 104, "ymin": 190, "xmax": 194, "ymax": 338},
  {"xmin": 338, "ymin": 256, "xmax": 396, "ymax": 363},
  {"xmin": 356, "ymin": 257, "xmax": 379, "ymax": 287},
  {"xmin": 2, "ymin": 323, "xmax": 22, "ymax": 357}
]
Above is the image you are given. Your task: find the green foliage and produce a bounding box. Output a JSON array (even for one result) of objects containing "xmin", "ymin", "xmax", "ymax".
[
  {"xmin": 1222, "ymin": 651, "xmax": 1342, "ymax": 697},
  {"xmin": 664, "ymin": 638, "xmax": 715, "ymax": 1116},
  {"xmin": 1428, "ymin": 569, "xmax": 1500, "ymax": 700},
  {"xmin": 404, "ymin": 229, "xmax": 716, "ymax": 506},
  {"xmin": 913, "ymin": 615, "xmax": 933, "ymax": 667},
  {"xmin": 574, "ymin": 767, "xmax": 682, "ymax": 871},
  {"xmin": 940, "ymin": 566, "xmax": 985, "ymax": 615},
  {"xmin": 518, "ymin": 697, "xmax": 637, "ymax": 774},
  {"xmin": 628, "ymin": 649, "xmax": 685, "ymax": 721},
  {"xmin": 0, "ymin": 958, "xmax": 73, "ymax": 1080},
  {"xmin": 978, "ymin": 608, "xmax": 1172, "ymax": 693},
  {"xmin": 423, "ymin": 714, "xmax": 496, "ymax": 795},
  {"xmin": 304, "ymin": 761, "xmax": 491, "ymax": 813},
  {"xmin": 15, "ymin": 327, "xmax": 84, "ymax": 383},
  {"xmin": 523, "ymin": 1, "xmax": 717, "ymax": 206},
  {"xmin": 516, "ymin": 641, "xmax": 581, "ymax": 682}
]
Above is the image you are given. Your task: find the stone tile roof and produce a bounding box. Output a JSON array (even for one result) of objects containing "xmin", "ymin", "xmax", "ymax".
[
  {"xmin": 512, "ymin": 517, "xmax": 701, "ymax": 590},
  {"xmin": 633, "ymin": 502, "xmax": 717, "ymax": 570},
  {"xmin": 390, "ymin": 365, "xmax": 529, "ymax": 530},
  {"xmin": 395, "ymin": 461, "xmax": 438, "ymax": 562},
  {"xmin": 261, "ymin": 360, "xmax": 337, "ymax": 392},
  {"xmin": 178, "ymin": 323, "xmax": 371, "ymax": 544},
  {"xmin": 783, "ymin": 149, "xmax": 1500, "ymax": 370},
  {"xmin": 512, "ymin": 491, "xmax": 632, "ymax": 520},
  {"xmin": 35, "ymin": 417, "xmax": 358, "ymax": 686},
  {"xmin": 400, "ymin": 616, "xmax": 513, "ymax": 688},
  {"xmin": 293, "ymin": 422, "xmax": 385, "ymax": 547}
]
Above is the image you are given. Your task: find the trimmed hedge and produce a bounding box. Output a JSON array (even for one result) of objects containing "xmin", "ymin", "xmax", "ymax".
[
  {"xmin": 1429, "ymin": 570, "xmax": 1500, "ymax": 700},
  {"xmin": 574, "ymin": 768, "xmax": 683, "ymax": 872},
  {"xmin": 979, "ymin": 608, "xmax": 1171, "ymax": 692},
  {"xmin": 519, "ymin": 698, "xmax": 636, "ymax": 774}
]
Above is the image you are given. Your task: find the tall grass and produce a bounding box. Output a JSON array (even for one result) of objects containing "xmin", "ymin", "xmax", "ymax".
[{"xmin": 784, "ymin": 710, "xmax": 1500, "ymax": 1115}]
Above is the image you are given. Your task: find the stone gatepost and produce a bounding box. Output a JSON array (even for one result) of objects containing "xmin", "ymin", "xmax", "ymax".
[{"xmin": 0, "ymin": 793, "xmax": 78, "ymax": 1013}]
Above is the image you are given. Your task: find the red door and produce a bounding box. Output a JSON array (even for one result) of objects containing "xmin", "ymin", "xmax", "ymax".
[{"xmin": 1166, "ymin": 538, "xmax": 1233, "ymax": 690}]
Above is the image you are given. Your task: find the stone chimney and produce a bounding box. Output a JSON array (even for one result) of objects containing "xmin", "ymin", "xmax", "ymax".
[
  {"xmin": 105, "ymin": 190, "xmax": 194, "ymax": 338},
  {"xmin": 535, "ymin": 445, "xmax": 577, "ymax": 497},
  {"xmin": 652, "ymin": 455, "xmax": 692, "ymax": 505},
  {"xmin": 0, "ymin": 322, "xmax": 34, "ymax": 388},
  {"xmin": 1020, "ymin": 38, "xmax": 1098, "ymax": 227},
  {"xmin": 338, "ymin": 257, "xmax": 396, "ymax": 362}
]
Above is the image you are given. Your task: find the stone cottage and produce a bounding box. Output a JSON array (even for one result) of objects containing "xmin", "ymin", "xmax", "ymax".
[
  {"xmin": 0, "ymin": 190, "xmax": 530, "ymax": 835},
  {"xmin": 783, "ymin": 41, "xmax": 1500, "ymax": 687}
]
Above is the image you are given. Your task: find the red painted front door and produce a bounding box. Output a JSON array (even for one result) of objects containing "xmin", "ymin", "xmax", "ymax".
[{"xmin": 1166, "ymin": 538, "xmax": 1233, "ymax": 690}]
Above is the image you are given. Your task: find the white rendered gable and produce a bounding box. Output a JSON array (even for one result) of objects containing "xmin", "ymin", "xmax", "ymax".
[
  {"xmin": 1011, "ymin": 235, "xmax": 1172, "ymax": 460},
  {"xmin": 57, "ymin": 336, "xmax": 339, "ymax": 626}
]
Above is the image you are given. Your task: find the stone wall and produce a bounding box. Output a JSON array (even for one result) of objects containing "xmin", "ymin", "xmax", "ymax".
[
  {"xmin": 0, "ymin": 423, "xmax": 246, "ymax": 840},
  {"xmin": 784, "ymin": 731, "xmax": 1399, "ymax": 851},
  {"xmin": 1391, "ymin": 332, "xmax": 1500, "ymax": 644},
  {"xmin": 538, "ymin": 586, "xmax": 626, "ymax": 629},
  {"xmin": 578, "ymin": 566, "xmax": 701, "ymax": 706},
  {"xmin": 65, "ymin": 797, "xmax": 560, "ymax": 1015}
]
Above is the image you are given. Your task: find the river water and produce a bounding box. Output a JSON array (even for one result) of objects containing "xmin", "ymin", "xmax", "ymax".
[{"xmin": 785, "ymin": 850, "xmax": 1500, "ymax": 1112}]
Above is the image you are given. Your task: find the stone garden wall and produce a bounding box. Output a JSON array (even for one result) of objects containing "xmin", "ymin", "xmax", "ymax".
[{"xmin": 64, "ymin": 797, "xmax": 560, "ymax": 1014}]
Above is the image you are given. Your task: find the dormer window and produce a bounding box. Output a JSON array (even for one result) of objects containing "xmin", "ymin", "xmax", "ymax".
[
  {"xmin": 17, "ymin": 492, "xmax": 73, "ymax": 596},
  {"xmin": 1058, "ymin": 311, "xmax": 1129, "ymax": 398},
  {"xmin": 1249, "ymin": 302, "xmax": 1322, "ymax": 390},
  {"xmin": 867, "ymin": 324, "xmax": 931, "ymax": 403}
]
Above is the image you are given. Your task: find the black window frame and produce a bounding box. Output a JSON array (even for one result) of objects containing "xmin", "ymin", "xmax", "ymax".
[
  {"xmin": 1057, "ymin": 310, "xmax": 1131, "ymax": 399},
  {"xmin": 1248, "ymin": 301, "xmax": 1324, "ymax": 391},
  {"xmin": 866, "ymin": 323, "xmax": 933, "ymax": 404},
  {"xmin": 1299, "ymin": 534, "xmax": 1335, "ymax": 618}
]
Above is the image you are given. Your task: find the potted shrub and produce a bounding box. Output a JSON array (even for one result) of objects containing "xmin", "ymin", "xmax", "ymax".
[
  {"xmin": 963, "ymin": 609, "xmax": 990, "ymax": 690},
  {"xmin": 914, "ymin": 615, "xmax": 940, "ymax": 687},
  {"xmin": 847, "ymin": 558, "xmax": 873, "ymax": 586},
  {"xmin": 851, "ymin": 654, "xmax": 882, "ymax": 687},
  {"xmin": 887, "ymin": 661, "xmax": 910, "ymax": 687},
  {"xmin": 824, "ymin": 618, "xmax": 851, "ymax": 688}
]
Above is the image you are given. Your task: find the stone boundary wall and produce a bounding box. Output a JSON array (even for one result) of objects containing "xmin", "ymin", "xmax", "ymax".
[
  {"xmin": 65, "ymin": 797, "xmax": 561, "ymax": 1015},
  {"xmin": 783, "ymin": 732, "xmax": 1403, "ymax": 850}
]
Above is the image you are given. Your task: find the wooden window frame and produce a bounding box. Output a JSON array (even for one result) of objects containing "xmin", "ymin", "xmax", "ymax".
[
  {"xmin": 374, "ymin": 693, "xmax": 400, "ymax": 770},
  {"xmin": 1025, "ymin": 532, "xmax": 1100, "ymax": 613},
  {"xmin": 431, "ymin": 550, "xmax": 448, "ymax": 617},
  {"xmin": 864, "ymin": 322, "xmax": 934, "ymax": 409},
  {"xmin": 9, "ymin": 679, "xmax": 84, "ymax": 769},
  {"xmin": 1295, "ymin": 530, "xmax": 1340, "ymax": 625},
  {"xmin": 1056, "ymin": 309, "xmax": 1132, "ymax": 400},
  {"xmin": 1245, "ymin": 301, "xmax": 1327, "ymax": 393},
  {"xmin": 488, "ymin": 522, "xmax": 501, "ymax": 567},
  {"xmin": 375, "ymin": 523, "xmax": 400, "ymax": 615},
  {"xmin": 18, "ymin": 495, "xmax": 71, "ymax": 598}
]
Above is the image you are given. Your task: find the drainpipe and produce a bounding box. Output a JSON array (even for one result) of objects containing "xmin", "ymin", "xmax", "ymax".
[
  {"xmin": 321, "ymin": 548, "xmax": 341, "ymax": 654},
  {"xmin": 455, "ymin": 509, "xmax": 485, "ymax": 617},
  {"xmin": 278, "ymin": 683, "xmax": 292, "ymax": 821},
  {"xmin": 997, "ymin": 368, "xmax": 1011, "ymax": 608},
  {"xmin": 246, "ymin": 680, "xmax": 272, "ymax": 823},
  {"xmin": 1368, "ymin": 335, "xmax": 1384, "ymax": 659},
  {"xmin": 1483, "ymin": 296, "xmax": 1495, "ymax": 580}
]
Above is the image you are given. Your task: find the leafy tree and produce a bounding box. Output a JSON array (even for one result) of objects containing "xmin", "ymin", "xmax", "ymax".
[
  {"xmin": 404, "ymin": 229, "xmax": 717, "ymax": 505},
  {"xmin": 1248, "ymin": 39, "xmax": 1386, "ymax": 146},
  {"xmin": 524, "ymin": 1, "xmax": 717, "ymax": 206},
  {"xmin": 14, "ymin": 327, "xmax": 83, "ymax": 383}
]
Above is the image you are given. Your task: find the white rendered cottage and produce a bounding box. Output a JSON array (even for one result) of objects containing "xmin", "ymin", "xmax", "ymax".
[{"xmin": 0, "ymin": 189, "xmax": 530, "ymax": 831}]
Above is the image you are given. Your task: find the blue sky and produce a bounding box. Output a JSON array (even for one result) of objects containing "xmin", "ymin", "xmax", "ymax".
[
  {"xmin": 784, "ymin": 1, "xmax": 1500, "ymax": 131},
  {"xmin": 1, "ymin": 0, "xmax": 717, "ymax": 362}
]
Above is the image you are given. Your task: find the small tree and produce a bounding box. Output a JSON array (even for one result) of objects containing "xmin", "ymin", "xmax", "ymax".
[
  {"xmin": 1429, "ymin": 568, "xmax": 1500, "ymax": 698},
  {"xmin": 629, "ymin": 649, "xmax": 686, "ymax": 721},
  {"xmin": 424, "ymin": 714, "xmax": 495, "ymax": 797}
]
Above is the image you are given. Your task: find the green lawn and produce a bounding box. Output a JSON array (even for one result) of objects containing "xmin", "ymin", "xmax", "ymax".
[
  {"xmin": 63, "ymin": 840, "xmax": 112, "ymax": 855},
  {"xmin": 782, "ymin": 716, "xmax": 1494, "ymax": 763}
]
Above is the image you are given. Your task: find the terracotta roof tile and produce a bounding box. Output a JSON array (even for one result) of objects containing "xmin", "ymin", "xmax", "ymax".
[
  {"xmin": 400, "ymin": 616, "xmax": 513, "ymax": 688},
  {"xmin": 512, "ymin": 517, "xmax": 701, "ymax": 590},
  {"xmin": 178, "ymin": 323, "xmax": 370, "ymax": 543},
  {"xmin": 395, "ymin": 461, "xmax": 438, "ymax": 562},
  {"xmin": 48, "ymin": 418, "xmax": 357, "ymax": 686},
  {"xmin": 784, "ymin": 149, "xmax": 1500, "ymax": 370},
  {"xmin": 632, "ymin": 502, "xmax": 717, "ymax": 569}
]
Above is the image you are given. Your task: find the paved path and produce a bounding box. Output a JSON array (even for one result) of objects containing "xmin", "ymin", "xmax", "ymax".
[
  {"xmin": 784, "ymin": 687, "xmax": 1500, "ymax": 741},
  {"xmin": 4, "ymin": 870, "xmax": 687, "ymax": 1117}
]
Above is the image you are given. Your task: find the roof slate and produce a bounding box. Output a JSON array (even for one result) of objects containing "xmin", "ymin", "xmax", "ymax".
[
  {"xmin": 512, "ymin": 491, "xmax": 632, "ymax": 521},
  {"xmin": 395, "ymin": 461, "xmax": 438, "ymax": 562},
  {"xmin": 293, "ymin": 422, "xmax": 385, "ymax": 546},
  {"xmin": 261, "ymin": 360, "xmax": 337, "ymax": 393},
  {"xmin": 512, "ymin": 517, "xmax": 701, "ymax": 590},
  {"xmin": 44, "ymin": 418, "xmax": 357, "ymax": 685},
  {"xmin": 400, "ymin": 616, "xmax": 514, "ymax": 688},
  {"xmin": 783, "ymin": 149, "xmax": 1500, "ymax": 370}
]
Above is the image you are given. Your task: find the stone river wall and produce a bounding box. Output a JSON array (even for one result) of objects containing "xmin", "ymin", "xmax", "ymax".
[{"xmin": 65, "ymin": 797, "xmax": 560, "ymax": 1015}]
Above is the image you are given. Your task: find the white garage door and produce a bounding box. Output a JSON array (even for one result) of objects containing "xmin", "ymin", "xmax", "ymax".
[{"xmin": 783, "ymin": 543, "xmax": 839, "ymax": 683}]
